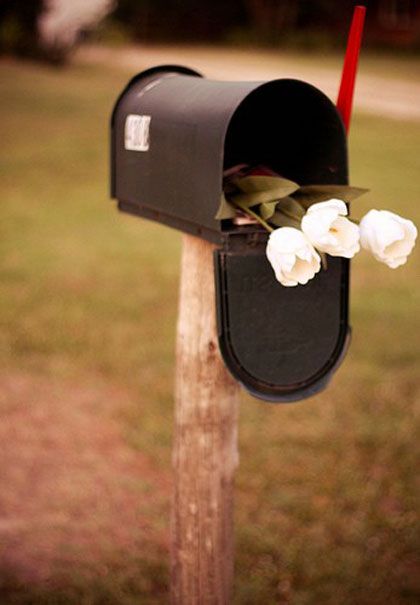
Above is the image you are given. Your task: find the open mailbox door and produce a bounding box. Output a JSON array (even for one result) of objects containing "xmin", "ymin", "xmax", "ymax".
[{"xmin": 111, "ymin": 65, "xmax": 350, "ymax": 402}]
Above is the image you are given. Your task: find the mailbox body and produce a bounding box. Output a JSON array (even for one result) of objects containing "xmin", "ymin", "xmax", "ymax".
[{"xmin": 111, "ymin": 65, "xmax": 350, "ymax": 402}]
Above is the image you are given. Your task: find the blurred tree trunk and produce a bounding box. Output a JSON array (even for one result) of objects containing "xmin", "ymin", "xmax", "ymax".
[
  {"xmin": 245, "ymin": 0, "xmax": 299, "ymax": 36},
  {"xmin": 0, "ymin": 0, "xmax": 44, "ymax": 58}
]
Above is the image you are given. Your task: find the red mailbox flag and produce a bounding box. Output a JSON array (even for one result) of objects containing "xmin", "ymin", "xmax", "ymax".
[{"xmin": 336, "ymin": 5, "xmax": 366, "ymax": 133}]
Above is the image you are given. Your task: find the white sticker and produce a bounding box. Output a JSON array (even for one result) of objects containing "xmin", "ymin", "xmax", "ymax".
[{"xmin": 124, "ymin": 114, "xmax": 151, "ymax": 151}]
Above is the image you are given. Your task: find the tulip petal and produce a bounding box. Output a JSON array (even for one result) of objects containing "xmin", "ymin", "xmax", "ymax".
[
  {"xmin": 360, "ymin": 209, "xmax": 417, "ymax": 268},
  {"xmin": 266, "ymin": 227, "xmax": 320, "ymax": 287}
]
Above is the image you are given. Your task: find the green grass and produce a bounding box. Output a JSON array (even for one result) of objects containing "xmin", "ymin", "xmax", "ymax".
[{"xmin": 0, "ymin": 56, "xmax": 419, "ymax": 604}]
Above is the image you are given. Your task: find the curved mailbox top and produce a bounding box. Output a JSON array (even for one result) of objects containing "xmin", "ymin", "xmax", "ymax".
[{"xmin": 111, "ymin": 65, "xmax": 347, "ymax": 243}]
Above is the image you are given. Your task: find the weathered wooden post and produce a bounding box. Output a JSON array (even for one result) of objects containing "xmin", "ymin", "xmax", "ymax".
[{"xmin": 170, "ymin": 234, "xmax": 240, "ymax": 604}]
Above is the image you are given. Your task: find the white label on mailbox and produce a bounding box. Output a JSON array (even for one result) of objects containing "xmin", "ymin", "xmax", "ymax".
[{"xmin": 124, "ymin": 114, "xmax": 151, "ymax": 151}]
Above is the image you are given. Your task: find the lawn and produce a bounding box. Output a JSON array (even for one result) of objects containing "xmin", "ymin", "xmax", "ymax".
[{"xmin": 0, "ymin": 56, "xmax": 419, "ymax": 604}]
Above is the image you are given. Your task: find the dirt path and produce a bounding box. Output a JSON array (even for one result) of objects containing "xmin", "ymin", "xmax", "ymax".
[
  {"xmin": 78, "ymin": 44, "xmax": 420, "ymax": 122},
  {"xmin": 0, "ymin": 371, "xmax": 170, "ymax": 590}
]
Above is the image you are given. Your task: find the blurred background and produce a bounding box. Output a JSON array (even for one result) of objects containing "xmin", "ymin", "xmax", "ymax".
[{"xmin": 0, "ymin": 1, "xmax": 419, "ymax": 604}]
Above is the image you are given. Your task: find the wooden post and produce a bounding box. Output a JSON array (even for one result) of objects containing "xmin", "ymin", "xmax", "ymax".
[{"xmin": 171, "ymin": 234, "xmax": 240, "ymax": 604}]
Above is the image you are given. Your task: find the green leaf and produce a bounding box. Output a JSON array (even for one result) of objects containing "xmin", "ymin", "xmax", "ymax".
[
  {"xmin": 269, "ymin": 211, "xmax": 301, "ymax": 229},
  {"xmin": 215, "ymin": 193, "xmax": 236, "ymax": 220},
  {"xmin": 293, "ymin": 185, "xmax": 369, "ymax": 209},
  {"xmin": 234, "ymin": 175, "xmax": 300, "ymax": 195},
  {"xmin": 259, "ymin": 201, "xmax": 278, "ymax": 220},
  {"xmin": 276, "ymin": 196, "xmax": 306, "ymax": 219},
  {"xmin": 260, "ymin": 196, "xmax": 306, "ymax": 222},
  {"xmin": 231, "ymin": 175, "xmax": 300, "ymax": 207}
]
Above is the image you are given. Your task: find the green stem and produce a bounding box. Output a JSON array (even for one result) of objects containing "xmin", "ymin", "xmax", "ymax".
[{"xmin": 234, "ymin": 200, "xmax": 274, "ymax": 232}]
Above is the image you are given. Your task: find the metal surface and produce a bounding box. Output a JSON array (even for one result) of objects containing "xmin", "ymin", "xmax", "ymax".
[
  {"xmin": 215, "ymin": 232, "xmax": 350, "ymax": 402},
  {"xmin": 110, "ymin": 65, "xmax": 350, "ymax": 402}
]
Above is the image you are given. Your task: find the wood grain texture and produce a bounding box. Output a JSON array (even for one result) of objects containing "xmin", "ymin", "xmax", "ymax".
[{"xmin": 171, "ymin": 234, "xmax": 240, "ymax": 605}]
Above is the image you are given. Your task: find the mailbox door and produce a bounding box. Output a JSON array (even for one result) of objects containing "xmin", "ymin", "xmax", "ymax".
[
  {"xmin": 216, "ymin": 80, "xmax": 349, "ymax": 402},
  {"xmin": 215, "ymin": 233, "xmax": 350, "ymax": 402}
]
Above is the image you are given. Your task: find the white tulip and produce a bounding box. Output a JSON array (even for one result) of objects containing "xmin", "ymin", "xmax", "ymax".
[
  {"xmin": 359, "ymin": 209, "xmax": 417, "ymax": 268},
  {"xmin": 266, "ymin": 227, "xmax": 321, "ymax": 287},
  {"xmin": 301, "ymin": 199, "xmax": 360, "ymax": 258}
]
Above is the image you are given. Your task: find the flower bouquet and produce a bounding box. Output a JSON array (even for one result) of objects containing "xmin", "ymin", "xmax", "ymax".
[{"xmin": 216, "ymin": 165, "xmax": 417, "ymax": 287}]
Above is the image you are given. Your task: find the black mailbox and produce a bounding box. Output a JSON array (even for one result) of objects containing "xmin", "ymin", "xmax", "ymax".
[{"xmin": 111, "ymin": 65, "xmax": 350, "ymax": 403}]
